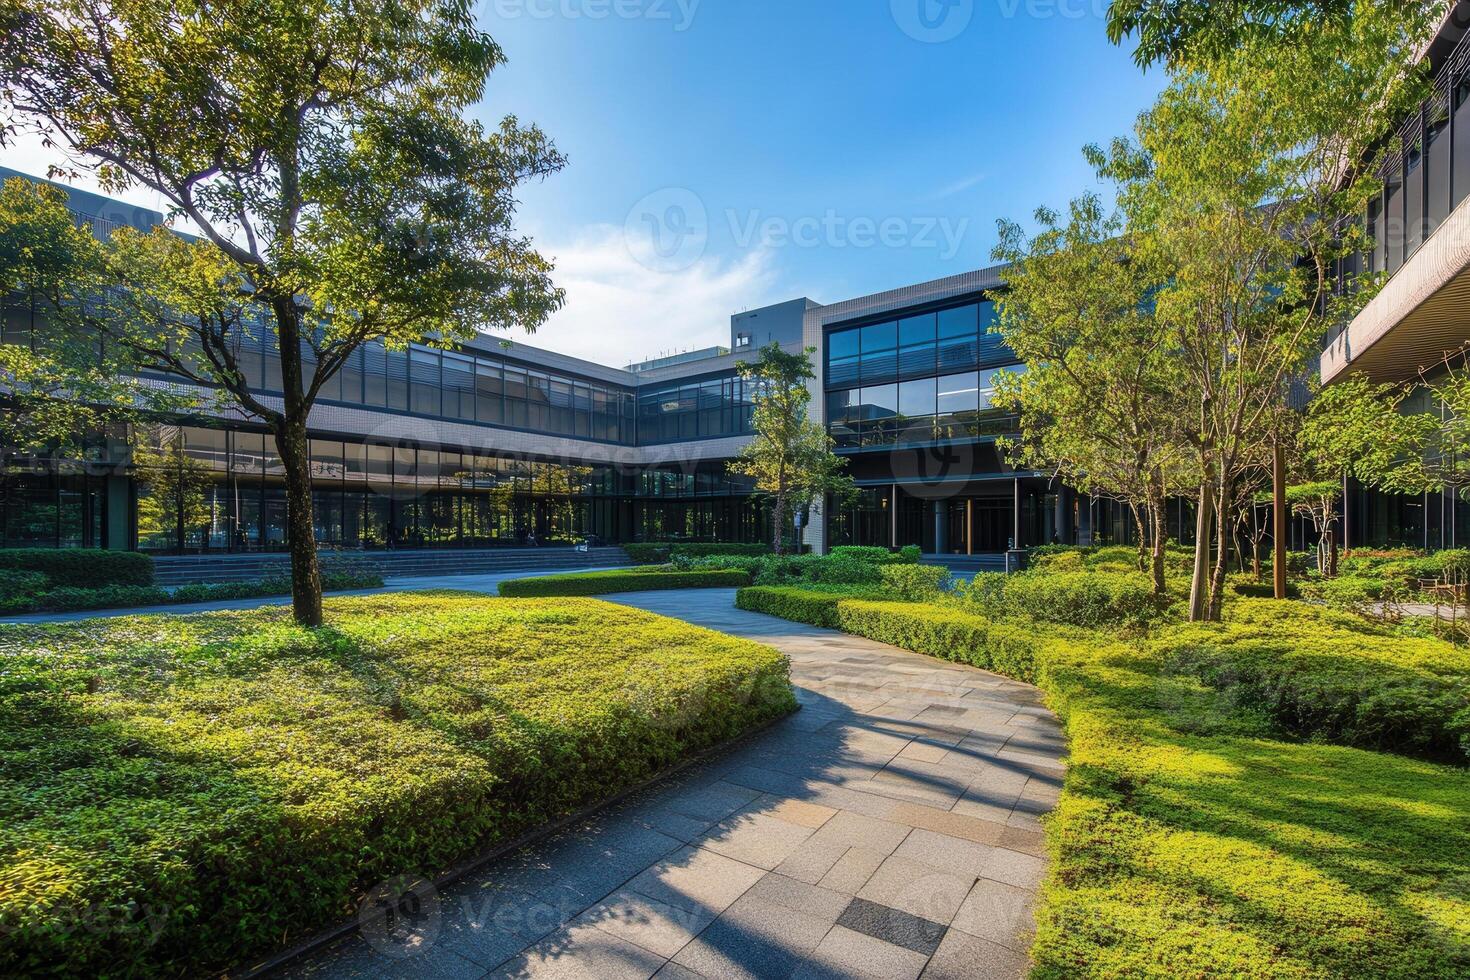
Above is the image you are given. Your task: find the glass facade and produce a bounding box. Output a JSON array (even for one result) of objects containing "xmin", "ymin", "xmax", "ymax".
[
  {"xmin": 825, "ymin": 298, "xmax": 1020, "ymax": 448},
  {"xmin": 1338, "ymin": 30, "xmax": 1470, "ymax": 294},
  {"xmin": 113, "ymin": 423, "xmax": 767, "ymax": 554},
  {"xmin": 171, "ymin": 329, "xmax": 643, "ymax": 446},
  {"xmin": 636, "ymin": 374, "xmax": 756, "ymax": 444}
]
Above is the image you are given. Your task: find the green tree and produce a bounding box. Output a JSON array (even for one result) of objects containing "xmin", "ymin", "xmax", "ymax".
[
  {"xmin": 0, "ymin": 176, "xmax": 190, "ymax": 450},
  {"xmin": 1099, "ymin": 7, "xmax": 1430, "ymax": 619},
  {"xmin": 1293, "ymin": 374, "xmax": 1436, "ymax": 574},
  {"xmin": 0, "ymin": 0, "xmax": 565, "ymax": 624},
  {"xmin": 729, "ymin": 343, "xmax": 855, "ymax": 555},
  {"xmin": 1106, "ymin": 0, "xmax": 1362, "ymax": 67},
  {"xmin": 991, "ymin": 192, "xmax": 1191, "ymax": 595}
]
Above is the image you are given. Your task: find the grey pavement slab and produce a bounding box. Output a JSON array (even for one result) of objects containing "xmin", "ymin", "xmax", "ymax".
[{"xmin": 271, "ymin": 585, "xmax": 1065, "ymax": 979}]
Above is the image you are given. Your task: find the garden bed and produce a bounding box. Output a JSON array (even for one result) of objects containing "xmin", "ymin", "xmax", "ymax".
[
  {"xmin": 736, "ymin": 581, "xmax": 1470, "ymax": 978},
  {"xmin": 497, "ymin": 567, "xmax": 751, "ymax": 596},
  {"xmin": 0, "ymin": 592, "xmax": 796, "ymax": 975}
]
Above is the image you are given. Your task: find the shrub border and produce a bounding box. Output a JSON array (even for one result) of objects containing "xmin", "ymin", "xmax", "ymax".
[
  {"xmin": 498, "ymin": 569, "xmax": 751, "ymax": 597},
  {"xmin": 235, "ymin": 700, "xmax": 799, "ymax": 979}
]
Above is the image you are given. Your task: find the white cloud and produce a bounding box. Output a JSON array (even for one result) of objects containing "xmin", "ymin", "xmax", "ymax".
[
  {"xmin": 1, "ymin": 131, "xmax": 179, "ymax": 216},
  {"xmin": 5, "ymin": 137, "xmax": 787, "ymax": 369},
  {"xmin": 929, "ymin": 171, "xmax": 987, "ymax": 201},
  {"xmin": 520, "ymin": 224, "xmax": 784, "ymax": 367}
]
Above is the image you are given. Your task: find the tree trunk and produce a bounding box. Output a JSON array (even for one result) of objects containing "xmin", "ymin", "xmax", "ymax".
[
  {"xmin": 1150, "ymin": 502, "xmax": 1168, "ymax": 597},
  {"xmin": 1208, "ymin": 480, "xmax": 1231, "ymax": 621},
  {"xmin": 1146, "ymin": 477, "xmax": 1167, "ymax": 596},
  {"xmin": 1273, "ymin": 437, "xmax": 1287, "ymax": 600},
  {"xmin": 771, "ymin": 492, "xmax": 787, "ymax": 556},
  {"xmin": 272, "ymin": 297, "xmax": 323, "ymax": 627},
  {"xmin": 1131, "ymin": 503, "xmax": 1149, "ymax": 574},
  {"xmin": 1327, "ymin": 524, "xmax": 1338, "ymax": 578},
  {"xmin": 1188, "ymin": 476, "xmax": 1214, "ymax": 622},
  {"xmin": 275, "ymin": 415, "xmax": 323, "ymax": 627}
]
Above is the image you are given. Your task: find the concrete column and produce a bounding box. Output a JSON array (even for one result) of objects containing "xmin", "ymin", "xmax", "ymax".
[
  {"xmin": 105, "ymin": 475, "xmax": 131, "ymax": 551},
  {"xmin": 935, "ymin": 503, "xmax": 949, "ymax": 555},
  {"xmin": 1012, "ymin": 477, "xmax": 1022, "ymax": 550},
  {"xmin": 890, "ymin": 483, "xmax": 898, "ymax": 548}
]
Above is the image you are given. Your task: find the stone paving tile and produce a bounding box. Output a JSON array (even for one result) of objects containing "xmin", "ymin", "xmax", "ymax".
[
  {"xmin": 282, "ymin": 587, "xmax": 1063, "ymax": 980},
  {"xmin": 493, "ymin": 920, "xmax": 666, "ymax": 979},
  {"xmin": 283, "ymin": 936, "xmax": 492, "ymax": 980},
  {"xmin": 892, "ymin": 828, "xmax": 996, "ymax": 878},
  {"xmin": 855, "ymin": 855, "xmax": 977, "ymax": 925},
  {"xmin": 950, "ymin": 878, "xmax": 1036, "ymax": 951},
  {"xmin": 698, "ymin": 810, "xmax": 819, "ymax": 870},
  {"xmin": 573, "ymin": 888, "xmax": 715, "ymax": 958},
  {"xmin": 836, "ymin": 897, "xmax": 947, "ymax": 956},
  {"xmin": 624, "ymin": 844, "xmax": 766, "ymax": 916},
  {"xmin": 816, "ymin": 846, "xmax": 890, "ymax": 895},
  {"xmin": 792, "ymin": 925, "xmax": 930, "ymax": 980},
  {"xmin": 982, "ymin": 847, "xmax": 1048, "ymax": 891},
  {"xmin": 920, "ymin": 929, "xmax": 1029, "ymax": 980}
]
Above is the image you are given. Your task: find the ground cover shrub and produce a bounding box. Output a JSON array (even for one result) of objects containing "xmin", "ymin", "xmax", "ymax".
[
  {"xmin": 957, "ymin": 569, "xmax": 1164, "ymax": 628},
  {"xmin": 1227, "ymin": 574, "xmax": 1302, "ymax": 600},
  {"xmin": 498, "ymin": 567, "xmax": 751, "ymax": 596},
  {"xmin": 0, "ymin": 593, "xmax": 795, "ymax": 975},
  {"xmin": 0, "ymin": 548, "xmax": 154, "ymax": 587},
  {"xmin": 736, "ymin": 583, "xmax": 1470, "ymax": 977},
  {"xmin": 1155, "ymin": 598, "xmax": 1470, "ymax": 761},
  {"xmin": 876, "ymin": 563, "xmax": 948, "ymax": 600},
  {"xmin": 0, "ymin": 570, "xmax": 48, "ymax": 611},
  {"xmin": 828, "ymin": 545, "xmax": 922, "ymax": 565},
  {"xmin": 622, "ymin": 542, "xmax": 771, "ymax": 564}
]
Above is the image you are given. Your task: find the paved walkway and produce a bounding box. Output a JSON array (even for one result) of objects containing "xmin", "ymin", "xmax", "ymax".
[{"xmin": 281, "ymin": 588, "xmax": 1065, "ymax": 980}]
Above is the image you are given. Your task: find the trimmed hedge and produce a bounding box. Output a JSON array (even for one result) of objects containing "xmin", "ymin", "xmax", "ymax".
[
  {"xmin": 0, "ymin": 548, "xmax": 154, "ymax": 587},
  {"xmin": 623, "ymin": 542, "xmax": 772, "ymax": 565},
  {"xmin": 958, "ymin": 569, "xmax": 1164, "ymax": 628},
  {"xmin": 736, "ymin": 586, "xmax": 1039, "ymax": 682},
  {"xmin": 499, "ymin": 567, "xmax": 751, "ymax": 597},
  {"xmin": 736, "ymin": 584, "xmax": 1470, "ymax": 977},
  {"xmin": 0, "ymin": 568, "xmax": 385, "ymax": 615},
  {"xmin": 0, "ymin": 594, "xmax": 796, "ymax": 975},
  {"xmin": 829, "ymin": 545, "xmax": 922, "ymax": 565}
]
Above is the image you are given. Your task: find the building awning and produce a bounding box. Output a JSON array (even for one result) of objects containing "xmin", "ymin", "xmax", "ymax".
[{"xmin": 1322, "ymin": 192, "xmax": 1470, "ymax": 384}]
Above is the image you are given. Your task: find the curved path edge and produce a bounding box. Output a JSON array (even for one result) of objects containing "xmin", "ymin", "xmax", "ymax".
[{"xmin": 280, "ymin": 586, "xmax": 1065, "ymax": 980}]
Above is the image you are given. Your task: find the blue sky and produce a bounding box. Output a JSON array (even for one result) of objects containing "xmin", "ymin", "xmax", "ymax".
[{"xmin": 5, "ymin": 0, "xmax": 1161, "ymax": 366}]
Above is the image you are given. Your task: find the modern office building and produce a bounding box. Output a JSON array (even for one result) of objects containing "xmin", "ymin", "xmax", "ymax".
[
  {"xmin": 14, "ymin": 0, "xmax": 1470, "ymax": 571},
  {"xmin": 4, "ymin": 165, "xmax": 1090, "ymax": 558},
  {"xmin": 1322, "ymin": 1, "xmax": 1470, "ymax": 550}
]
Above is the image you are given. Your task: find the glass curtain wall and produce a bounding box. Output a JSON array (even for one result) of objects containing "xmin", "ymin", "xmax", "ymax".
[
  {"xmin": 825, "ymin": 299, "xmax": 1021, "ymax": 448},
  {"xmin": 127, "ymin": 423, "xmax": 636, "ymax": 553}
]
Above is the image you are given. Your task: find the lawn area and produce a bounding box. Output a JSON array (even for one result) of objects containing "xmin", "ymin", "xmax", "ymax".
[
  {"xmin": 0, "ymin": 592, "xmax": 796, "ymax": 976},
  {"xmin": 737, "ymin": 578, "xmax": 1470, "ymax": 978}
]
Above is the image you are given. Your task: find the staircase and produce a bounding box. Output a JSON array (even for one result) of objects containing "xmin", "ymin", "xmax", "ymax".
[
  {"xmin": 151, "ymin": 547, "xmax": 631, "ymax": 587},
  {"xmin": 921, "ymin": 553, "xmax": 1010, "ymax": 580}
]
